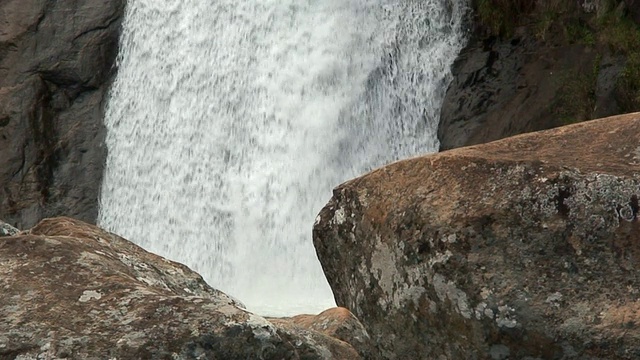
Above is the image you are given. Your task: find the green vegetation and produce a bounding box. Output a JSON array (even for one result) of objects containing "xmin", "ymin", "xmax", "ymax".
[
  {"xmin": 598, "ymin": 6, "xmax": 640, "ymax": 53},
  {"xmin": 566, "ymin": 19, "xmax": 596, "ymax": 45},
  {"xmin": 473, "ymin": 0, "xmax": 573, "ymax": 38},
  {"xmin": 473, "ymin": 0, "xmax": 635, "ymax": 44}
]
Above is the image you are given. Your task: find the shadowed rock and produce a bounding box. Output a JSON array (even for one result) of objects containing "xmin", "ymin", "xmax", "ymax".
[
  {"xmin": 438, "ymin": 35, "xmax": 625, "ymax": 151},
  {"xmin": 0, "ymin": 0, "xmax": 124, "ymax": 228},
  {"xmin": 438, "ymin": 2, "xmax": 638, "ymax": 151},
  {"xmin": 314, "ymin": 113, "xmax": 640, "ymax": 359},
  {"xmin": 0, "ymin": 217, "xmax": 364, "ymax": 359}
]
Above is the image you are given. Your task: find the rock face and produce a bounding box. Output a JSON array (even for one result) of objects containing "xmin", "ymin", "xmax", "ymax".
[
  {"xmin": 438, "ymin": 36, "xmax": 621, "ymax": 150},
  {"xmin": 314, "ymin": 113, "xmax": 640, "ymax": 359},
  {"xmin": 0, "ymin": 217, "xmax": 366, "ymax": 359},
  {"xmin": 438, "ymin": 0, "xmax": 638, "ymax": 150},
  {"xmin": 0, "ymin": 0, "xmax": 124, "ymax": 228}
]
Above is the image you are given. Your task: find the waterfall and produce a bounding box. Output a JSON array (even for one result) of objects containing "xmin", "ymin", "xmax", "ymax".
[{"xmin": 99, "ymin": 0, "xmax": 468, "ymax": 316}]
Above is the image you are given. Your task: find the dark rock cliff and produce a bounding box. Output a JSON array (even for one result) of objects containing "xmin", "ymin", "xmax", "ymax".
[
  {"xmin": 0, "ymin": 0, "xmax": 124, "ymax": 228},
  {"xmin": 439, "ymin": 0, "xmax": 640, "ymax": 150}
]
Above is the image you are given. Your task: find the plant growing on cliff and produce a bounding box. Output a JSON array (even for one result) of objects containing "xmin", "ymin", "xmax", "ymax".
[
  {"xmin": 533, "ymin": 1, "xmax": 574, "ymax": 41},
  {"xmin": 599, "ymin": 5, "xmax": 640, "ymax": 53},
  {"xmin": 474, "ymin": 0, "xmax": 580, "ymax": 38},
  {"xmin": 566, "ymin": 19, "xmax": 596, "ymax": 45}
]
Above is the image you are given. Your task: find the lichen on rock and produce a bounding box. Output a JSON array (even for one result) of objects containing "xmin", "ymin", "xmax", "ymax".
[
  {"xmin": 314, "ymin": 113, "xmax": 640, "ymax": 359},
  {"xmin": 0, "ymin": 217, "xmax": 367, "ymax": 359}
]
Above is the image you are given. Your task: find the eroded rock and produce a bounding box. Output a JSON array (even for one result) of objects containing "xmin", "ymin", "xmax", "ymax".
[
  {"xmin": 0, "ymin": 217, "xmax": 362, "ymax": 359},
  {"xmin": 314, "ymin": 113, "xmax": 640, "ymax": 359}
]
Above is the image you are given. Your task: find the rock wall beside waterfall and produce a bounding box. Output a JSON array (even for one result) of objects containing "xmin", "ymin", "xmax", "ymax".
[
  {"xmin": 439, "ymin": 0, "xmax": 640, "ymax": 150},
  {"xmin": 314, "ymin": 113, "xmax": 640, "ymax": 359},
  {"xmin": 0, "ymin": 0, "xmax": 124, "ymax": 229},
  {"xmin": 0, "ymin": 217, "xmax": 371, "ymax": 359}
]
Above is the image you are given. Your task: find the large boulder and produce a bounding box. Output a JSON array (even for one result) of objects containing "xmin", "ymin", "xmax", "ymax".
[
  {"xmin": 0, "ymin": 0, "xmax": 124, "ymax": 228},
  {"xmin": 0, "ymin": 217, "xmax": 365, "ymax": 359},
  {"xmin": 314, "ymin": 113, "xmax": 640, "ymax": 359}
]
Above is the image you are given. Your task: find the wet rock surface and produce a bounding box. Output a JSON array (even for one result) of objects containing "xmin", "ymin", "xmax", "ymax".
[
  {"xmin": 315, "ymin": 113, "xmax": 640, "ymax": 359},
  {"xmin": 0, "ymin": 217, "xmax": 364, "ymax": 359},
  {"xmin": 0, "ymin": 0, "xmax": 124, "ymax": 228}
]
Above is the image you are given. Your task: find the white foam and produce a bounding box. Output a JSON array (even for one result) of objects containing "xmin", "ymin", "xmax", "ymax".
[{"xmin": 99, "ymin": 0, "xmax": 468, "ymax": 316}]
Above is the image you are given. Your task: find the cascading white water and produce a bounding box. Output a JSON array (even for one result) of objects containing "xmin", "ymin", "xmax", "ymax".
[{"xmin": 99, "ymin": 0, "xmax": 468, "ymax": 316}]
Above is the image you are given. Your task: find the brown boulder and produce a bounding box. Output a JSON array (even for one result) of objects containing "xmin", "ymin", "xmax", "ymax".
[
  {"xmin": 314, "ymin": 113, "xmax": 640, "ymax": 359},
  {"xmin": 0, "ymin": 217, "xmax": 362, "ymax": 359},
  {"xmin": 0, "ymin": 0, "xmax": 124, "ymax": 228},
  {"xmin": 269, "ymin": 307, "xmax": 375, "ymax": 359}
]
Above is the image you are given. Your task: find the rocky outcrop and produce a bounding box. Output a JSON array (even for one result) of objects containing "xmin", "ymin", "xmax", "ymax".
[
  {"xmin": 314, "ymin": 113, "xmax": 640, "ymax": 359},
  {"xmin": 0, "ymin": 217, "xmax": 365, "ymax": 359},
  {"xmin": 269, "ymin": 307, "xmax": 375, "ymax": 359},
  {"xmin": 438, "ymin": 0, "xmax": 639, "ymax": 150},
  {"xmin": 0, "ymin": 0, "xmax": 124, "ymax": 229}
]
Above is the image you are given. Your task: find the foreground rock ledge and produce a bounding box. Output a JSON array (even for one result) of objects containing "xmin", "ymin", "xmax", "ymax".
[
  {"xmin": 314, "ymin": 113, "xmax": 640, "ymax": 359},
  {"xmin": 0, "ymin": 217, "xmax": 369, "ymax": 359}
]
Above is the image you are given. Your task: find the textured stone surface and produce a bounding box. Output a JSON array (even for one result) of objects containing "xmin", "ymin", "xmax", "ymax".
[
  {"xmin": 0, "ymin": 220, "xmax": 19, "ymax": 237},
  {"xmin": 315, "ymin": 113, "xmax": 640, "ymax": 359},
  {"xmin": 0, "ymin": 0, "xmax": 124, "ymax": 228},
  {"xmin": 0, "ymin": 217, "xmax": 363, "ymax": 359},
  {"xmin": 270, "ymin": 307, "xmax": 375, "ymax": 359}
]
